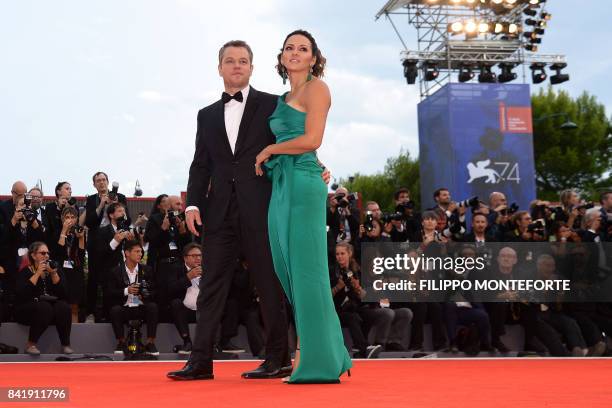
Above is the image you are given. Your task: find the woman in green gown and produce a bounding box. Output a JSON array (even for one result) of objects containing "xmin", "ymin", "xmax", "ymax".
[{"xmin": 255, "ymin": 30, "xmax": 352, "ymax": 384}]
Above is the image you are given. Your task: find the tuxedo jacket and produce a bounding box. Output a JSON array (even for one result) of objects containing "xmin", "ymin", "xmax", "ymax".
[
  {"xmin": 186, "ymin": 87, "xmax": 278, "ymax": 234},
  {"xmin": 104, "ymin": 263, "xmax": 156, "ymax": 308},
  {"xmin": 96, "ymin": 224, "xmax": 125, "ymax": 274}
]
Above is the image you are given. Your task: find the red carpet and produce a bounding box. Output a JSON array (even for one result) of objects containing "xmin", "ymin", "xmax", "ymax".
[{"xmin": 2, "ymin": 359, "xmax": 611, "ymax": 407}]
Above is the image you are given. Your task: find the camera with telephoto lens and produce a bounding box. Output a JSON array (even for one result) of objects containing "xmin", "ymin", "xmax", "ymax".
[
  {"xmin": 527, "ymin": 219, "xmax": 546, "ymax": 234},
  {"xmin": 20, "ymin": 194, "xmax": 38, "ymax": 224},
  {"xmin": 46, "ymin": 260, "xmax": 58, "ymax": 270},
  {"xmin": 457, "ymin": 196, "xmax": 480, "ymax": 211},
  {"xmin": 500, "ymin": 203, "xmax": 519, "ymax": 216},
  {"xmin": 381, "ymin": 212, "xmax": 403, "ymax": 224},
  {"xmin": 116, "ymin": 215, "xmax": 131, "ymax": 232},
  {"xmin": 139, "ymin": 279, "xmax": 151, "ymax": 300},
  {"xmin": 396, "ymin": 200, "xmax": 415, "ymax": 214},
  {"xmin": 576, "ymin": 202, "xmax": 595, "ymax": 211},
  {"xmin": 364, "ymin": 211, "xmax": 375, "ymax": 232},
  {"xmin": 167, "ymin": 210, "xmax": 185, "ymax": 226},
  {"xmin": 108, "ymin": 182, "xmax": 119, "ymax": 202},
  {"xmin": 70, "ymin": 224, "xmax": 84, "ymax": 235},
  {"xmin": 334, "ymin": 192, "xmax": 358, "ymax": 208},
  {"xmin": 548, "ymin": 206, "xmax": 565, "ymax": 220}
]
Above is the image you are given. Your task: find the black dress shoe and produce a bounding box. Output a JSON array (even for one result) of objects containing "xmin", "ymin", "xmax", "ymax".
[
  {"xmin": 167, "ymin": 360, "xmax": 214, "ymax": 381},
  {"xmin": 241, "ymin": 361, "xmax": 286, "ymax": 379}
]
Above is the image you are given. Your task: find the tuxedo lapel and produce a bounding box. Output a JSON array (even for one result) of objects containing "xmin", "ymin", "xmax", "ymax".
[
  {"xmin": 214, "ymin": 100, "xmax": 234, "ymax": 158},
  {"xmin": 234, "ymin": 87, "xmax": 260, "ymax": 157}
]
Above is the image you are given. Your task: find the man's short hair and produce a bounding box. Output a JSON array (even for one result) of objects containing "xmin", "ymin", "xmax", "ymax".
[
  {"xmin": 55, "ymin": 181, "xmax": 69, "ymax": 198},
  {"xmin": 421, "ymin": 210, "xmax": 438, "ymax": 220},
  {"xmin": 28, "ymin": 187, "xmax": 43, "ymax": 196},
  {"xmin": 394, "ymin": 188, "xmax": 410, "ymax": 201},
  {"xmin": 124, "ymin": 240, "xmax": 143, "ymax": 253},
  {"xmin": 218, "ymin": 40, "xmax": 253, "ymax": 65},
  {"xmin": 365, "ymin": 201, "xmax": 379, "ymax": 209},
  {"xmin": 183, "ymin": 242, "xmax": 202, "ymax": 257},
  {"xmin": 92, "ymin": 171, "xmax": 108, "ymax": 183},
  {"xmin": 433, "ymin": 188, "xmax": 449, "ymax": 200},
  {"xmin": 107, "ymin": 202, "xmax": 125, "ymax": 217},
  {"xmin": 600, "ymin": 190, "xmax": 612, "ymax": 204}
]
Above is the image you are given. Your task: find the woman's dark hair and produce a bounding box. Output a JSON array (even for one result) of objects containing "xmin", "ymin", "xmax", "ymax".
[
  {"xmin": 27, "ymin": 241, "xmax": 48, "ymax": 265},
  {"xmin": 61, "ymin": 206, "xmax": 79, "ymax": 219},
  {"xmin": 55, "ymin": 181, "xmax": 70, "ymax": 198},
  {"xmin": 276, "ymin": 29, "xmax": 326, "ymax": 79},
  {"xmin": 421, "ymin": 210, "xmax": 438, "ymax": 221},
  {"xmin": 150, "ymin": 194, "xmax": 168, "ymax": 217},
  {"xmin": 335, "ymin": 242, "xmax": 360, "ymax": 272}
]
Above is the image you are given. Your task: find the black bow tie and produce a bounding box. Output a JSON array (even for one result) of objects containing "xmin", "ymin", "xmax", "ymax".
[{"xmin": 222, "ymin": 91, "xmax": 243, "ymax": 104}]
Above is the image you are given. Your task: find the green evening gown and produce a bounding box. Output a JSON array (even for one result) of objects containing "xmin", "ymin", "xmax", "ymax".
[{"xmin": 264, "ymin": 92, "xmax": 353, "ymax": 384}]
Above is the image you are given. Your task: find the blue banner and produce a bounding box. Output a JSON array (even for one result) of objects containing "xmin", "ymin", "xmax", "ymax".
[{"xmin": 418, "ymin": 83, "xmax": 536, "ymax": 210}]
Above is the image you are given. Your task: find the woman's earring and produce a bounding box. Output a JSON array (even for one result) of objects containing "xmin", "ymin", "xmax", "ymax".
[{"xmin": 307, "ymin": 65, "xmax": 313, "ymax": 81}]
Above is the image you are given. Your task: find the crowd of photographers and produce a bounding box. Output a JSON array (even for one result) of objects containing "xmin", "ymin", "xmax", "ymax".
[{"xmin": 0, "ymin": 171, "xmax": 611, "ymax": 358}]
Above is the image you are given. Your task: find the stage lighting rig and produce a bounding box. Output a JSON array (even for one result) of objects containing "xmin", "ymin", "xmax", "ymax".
[{"xmin": 376, "ymin": 0, "xmax": 567, "ymax": 97}]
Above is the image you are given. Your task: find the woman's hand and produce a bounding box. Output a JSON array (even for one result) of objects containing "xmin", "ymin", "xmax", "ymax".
[{"xmin": 255, "ymin": 146, "xmax": 272, "ymax": 176}]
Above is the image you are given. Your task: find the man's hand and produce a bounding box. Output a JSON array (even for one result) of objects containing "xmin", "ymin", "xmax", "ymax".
[
  {"xmin": 447, "ymin": 202, "xmax": 458, "ymax": 213},
  {"xmin": 383, "ymin": 222, "xmax": 393, "ymax": 234},
  {"xmin": 113, "ymin": 230, "xmax": 130, "ymax": 242},
  {"xmin": 127, "ymin": 284, "xmax": 140, "ymax": 295},
  {"xmin": 187, "ymin": 266, "xmax": 202, "ymax": 280},
  {"xmin": 186, "ymin": 209, "xmax": 202, "ymax": 237}
]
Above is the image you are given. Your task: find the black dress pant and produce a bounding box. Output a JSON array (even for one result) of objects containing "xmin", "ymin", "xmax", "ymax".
[
  {"xmin": 408, "ymin": 302, "xmax": 446, "ymax": 350},
  {"xmin": 444, "ymin": 303, "xmax": 491, "ymax": 346},
  {"xmin": 191, "ymin": 189, "xmax": 289, "ymax": 365},
  {"xmin": 109, "ymin": 303, "xmax": 158, "ymax": 339},
  {"xmin": 338, "ymin": 311, "xmax": 367, "ymax": 353},
  {"xmin": 15, "ymin": 300, "xmax": 72, "ymax": 345},
  {"xmin": 170, "ymin": 298, "xmax": 197, "ymax": 337}
]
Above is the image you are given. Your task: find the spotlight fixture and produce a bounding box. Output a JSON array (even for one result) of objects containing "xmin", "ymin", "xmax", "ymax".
[
  {"xmin": 525, "ymin": 44, "xmax": 538, "ymax": 52},
  {"xmin": 550, "ymin": 62, "xmax": 569, "ymax": 85},
  {"xmin": 423, "ymin": 61, "xmax": 440, "ymax": 81},
  {"xmin": 541, "ymin": 12, "xmax": 552, "ymax": 20},
  {"xmin": 458, "ymin": 63, "xmax": 475, "ymax": 82},
  {"xmin": 523, "ymin": 8, "xmax": 537, "ymax": 16},
  {"xmin": 530, "ymin": 62, "xmax": 547, "ymax": 84},
  {"xmin": 478, "ymin": 63, "xmax": 497, "ymax": 83},
  {"xmin": 449, "ymin": 21, "xmax": 464, "ymax": 34},
  {"xmin": 402, "ymin": 59, "xmax": 418, "ymax": 84},
  {"xmin": 498, "ymin": 62, "xmax": 517, "ymax": 83}
]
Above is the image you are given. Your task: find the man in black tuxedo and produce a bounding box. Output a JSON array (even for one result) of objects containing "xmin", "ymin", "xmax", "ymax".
[
  {"xmin": 167, "ymin": 40, "xmax": 328, "ymax": 381},
  {"xmin": 85, "ymin": 172, "xmax": 130, "ymax": 321}
]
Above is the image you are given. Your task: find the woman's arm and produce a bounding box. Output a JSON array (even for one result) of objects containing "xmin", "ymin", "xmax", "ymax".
[{"xmin": 266, "ymin": 80, "xmax": 331, "ymax": 155}]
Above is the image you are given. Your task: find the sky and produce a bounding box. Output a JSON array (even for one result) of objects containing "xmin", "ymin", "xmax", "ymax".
[{"xmin": 1, "ymin": 0, "xmax": 611, "ymax": 198}]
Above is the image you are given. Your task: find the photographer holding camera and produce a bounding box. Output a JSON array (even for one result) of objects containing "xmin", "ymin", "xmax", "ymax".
[
  {"xmin": 385, "ymin": 188, "xmax": 420, "ymax": 243},
  {"xmin": 85, "ymin": 172, "xmax": 130, "ymax": 322},
  {"xmin": 327, "ymin": 186, "xmax": 360, "ymax": 248},
  {"xmin": 45, "ymin": 182, "xmax": 77, "ymax": 259},
  {"xmin": 27, "ymin": 187, "xmax": 47, "ymax": 227},
  {"xmin": 430, "ymin": 188, "xmax": 471, "ymax": 241},
  {"xmin": 330, "ymin": 242, "xmax": 382, "ymax": 359},
  {"xmin": 56, "ymin": 206, "xmax": 86, "ymax": 323},
  {"xmin": 505, "ymin": 211, "xmax": 546, "ymax": 242},
  {"xmin": 145, "ymin": 195, "xmax": 191, "ymax": 320},
  {"xmin": 106, "ymin": 240, "xmax": 158, "ymax": 355},
  {"xmin": 14, "ymin": 241, "xmax": 73, "ymax": 355},
  {"xmin": 97, "ymin": 202, "xmax": 135, "ymax": 316},
  {"xmin": 599, "ymin": 191, "xmax": 612, "ymax": 241}
]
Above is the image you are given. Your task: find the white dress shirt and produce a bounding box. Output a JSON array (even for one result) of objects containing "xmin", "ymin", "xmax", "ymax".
[
  {"xmin": 186, "ymin": 85, "xmax": 251, "ymax": 214},
  {"xmin": 183, "ymin": 264, "xmax": 201, "ymax": 311},
  {"xmin": 123, "ymin": 264, "xmax": 141, "ymax": 307}
]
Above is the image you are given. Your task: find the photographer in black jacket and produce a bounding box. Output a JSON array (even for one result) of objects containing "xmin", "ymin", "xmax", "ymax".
[
  {"xmin": 15, "ymin": 241, "xmax": 72, "ymax": 355},
  {"xmin": 144, "ymin": 195, "xmax": 191, "ymax": 321},
  {"xmin": 105, "ymin": 240, "xmax": 158, "ymax": 355},
  {"xmin": 84, "ymin": 172, "xmax": 130, "ymax": 322},
  {"xmin": 45, "ymin": 181, "xmax": 76, "ymax": 259}
]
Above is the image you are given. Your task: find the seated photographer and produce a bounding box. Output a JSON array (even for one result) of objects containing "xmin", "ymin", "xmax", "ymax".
[
  {"xmin": 327, "ymin": 186, "xmax": 360, "ymax": 248},
  {"xmin": 167, "ymin": 242, "xmax": 201, "ymax": 354},
  {"xmin": 389, "ymin": 188, "xmax": 421, "ymax": 243},
  {"xmin": 56, "ymin": 207, "xmax": 86, "ymax": 323},
  {"xmin": 106, "ymin": 240, "xmax": 158, "ymax": 355},
  {"xmin": 443, "ymin": 245, "xmax": 493, "ymax": 354},
  {"xmin": 145, "ymin": 195, "xmax": 191, "ymax": 321},
  {"xmin": 45, "ymin": 181, "xmax": 76, "ymax": 258},
  {"xmin": 14, "ymin": 241, "xmax": 73, "ymax": 355},
  {"xmin": 97, "ymin": 202, "xmax": 135, "ymax": 315},
  {"xmin": 330, "ymin": 242, "xmax": 382, "ymax": 358}
]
